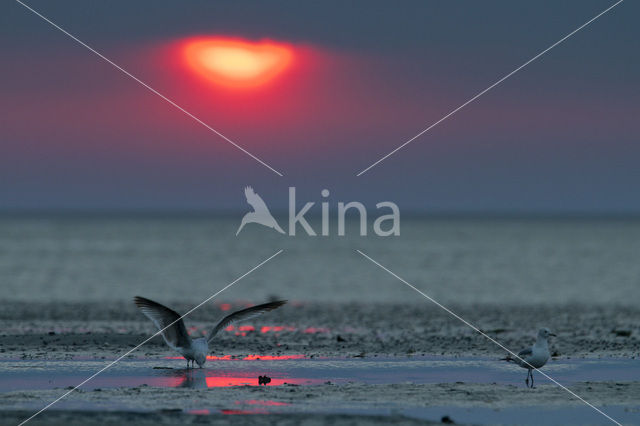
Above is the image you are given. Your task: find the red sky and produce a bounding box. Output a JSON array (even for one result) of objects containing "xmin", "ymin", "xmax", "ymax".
[{"xmin": 1, "ymin": 0, "xmax": 639, "ymax": 212}]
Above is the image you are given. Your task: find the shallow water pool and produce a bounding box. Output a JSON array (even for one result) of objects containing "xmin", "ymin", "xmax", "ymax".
[{"xmin": 1, "ymin": 355, "xmax": 638, "ymax": 391}]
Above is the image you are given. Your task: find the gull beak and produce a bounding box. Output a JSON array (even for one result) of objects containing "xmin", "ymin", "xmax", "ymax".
[{"xmin": 550, "ymin": 333, "xmax": 557, "ymax": 337}]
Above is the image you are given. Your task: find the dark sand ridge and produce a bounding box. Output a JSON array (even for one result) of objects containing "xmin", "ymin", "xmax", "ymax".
[{"xmin": 1, "ymin": 302, "xmax": 638, "ymax": 359}]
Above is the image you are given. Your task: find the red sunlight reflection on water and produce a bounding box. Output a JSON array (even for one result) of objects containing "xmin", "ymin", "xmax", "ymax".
[
  {"xmin": 260, "ymin": 325, "xmax": 296, "ymax": 333},
  {"xmin": 153, "ymin": 367, "xmax": 318, "ymax": 388},
  {"xmin": 205, "ymin": 376, "xmax": 308, "ymax": 387},
  {"xmin": 165, "ymin": 354, "xmax": 306, "ymax": 361},
  {"xmin": 242, "ymin": 354, "xmax": 306, "ymax": 361},
  {"xmin": 217, "ymin": 325, "xmax": 330, "ymax": 336},
  {"xmin": 224, "ymin": 325, "xmax": 256, "ymax": 336},
  {"xmin": 182, "ymin": 323, "xmax": 331, "ymax": 338}
]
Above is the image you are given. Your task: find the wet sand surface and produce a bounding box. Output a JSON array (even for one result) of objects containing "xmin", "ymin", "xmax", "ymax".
[
  {"xmin": 1, "ymin": 301, "xmax": 639, "ymax": 425},
  {"xmin": 2, "ymin": 382, "xmax": 639, "ymax": 425}
]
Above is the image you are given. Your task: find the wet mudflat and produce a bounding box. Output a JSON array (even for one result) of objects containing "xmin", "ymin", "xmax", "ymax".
[
  {"xmin": 2, "ymin": 300, "xmax": 639, "ymax": 424},
  {"xmin": 2, "ymin": 356, "xmax": 639, "ymax": 425}
]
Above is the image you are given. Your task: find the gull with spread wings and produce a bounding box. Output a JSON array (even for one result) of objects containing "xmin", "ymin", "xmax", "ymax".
[
  {"xmin": 134, "ymin": 296, "xmax": 287, "ymax": 368},
  {"xmin": 236, "ymin": 186, "xmax": 285, "ymax": 235}
]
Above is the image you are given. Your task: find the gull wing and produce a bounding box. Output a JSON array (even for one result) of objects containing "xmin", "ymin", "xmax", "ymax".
[
  {"xmin": 208, "ymin": 300, "xmax": 287, "ymax": 343},
  {"xmin": 134, "ymin": 296, "xmax": 191, "ymax": 350},
  {"xmin": 518, "ymin": 348, "xmax": 533, "ymax": 357},
  {"xmin": 244, "ymin": 186, "xmax": 270, "ymax": 214}
]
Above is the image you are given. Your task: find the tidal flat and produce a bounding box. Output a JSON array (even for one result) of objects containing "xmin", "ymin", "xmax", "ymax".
[{"xmin": 1, "ymin": 301, "xmax": 638, "ymax": 425}]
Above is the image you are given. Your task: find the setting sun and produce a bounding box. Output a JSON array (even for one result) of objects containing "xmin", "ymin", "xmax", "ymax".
[{"xmin": 183, "ymin": 37, "xmax": 293, "ymax": 88}]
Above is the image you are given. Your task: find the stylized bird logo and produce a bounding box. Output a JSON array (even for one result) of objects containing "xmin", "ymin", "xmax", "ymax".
[{"xmin": 236, "ymin": 186, "xmax": 285, "ymax": 236}]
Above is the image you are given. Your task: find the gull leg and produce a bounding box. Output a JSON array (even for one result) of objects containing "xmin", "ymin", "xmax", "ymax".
[
  {"xmin": 525, "ymin": 370, "xmax": 529, "ymax": 387},
  {"xmin": 526, "ymin": 369, "xmax": 534, "ymax": 388}
]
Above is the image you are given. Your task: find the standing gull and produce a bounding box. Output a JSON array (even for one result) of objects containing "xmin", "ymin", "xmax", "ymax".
[
  {"xmin": 134, "ymin": 296, "xmax": 286, "ymax": 368},
  {"xmin": 502, "ymin": 327, "xmax": 556, "ymax": 387}
]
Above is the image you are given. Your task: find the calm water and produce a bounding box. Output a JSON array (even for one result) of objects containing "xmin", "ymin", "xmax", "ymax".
[
  {"xmin": 0, "ymin": 216, "xmax": 639, "ymax": 304},
  {"xmin": 2, "ymin": 356, "xmax": 639, "ymax": 392}
]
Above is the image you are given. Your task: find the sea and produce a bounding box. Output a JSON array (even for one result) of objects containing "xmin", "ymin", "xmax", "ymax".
[{"xmin": 1, "ymin": 214, "xmax": 639, "ymax": 305}]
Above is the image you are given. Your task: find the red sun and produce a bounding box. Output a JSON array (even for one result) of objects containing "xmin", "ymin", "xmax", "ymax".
[{"xmin": 183, "ymin": 37, "xmax": 293, "ymax": 89}]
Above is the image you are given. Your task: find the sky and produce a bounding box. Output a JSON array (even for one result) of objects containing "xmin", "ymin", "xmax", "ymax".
[{"xmin": 1, "ymin": 0, "xmax": 638, "ymax": 213}]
